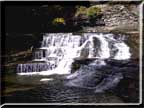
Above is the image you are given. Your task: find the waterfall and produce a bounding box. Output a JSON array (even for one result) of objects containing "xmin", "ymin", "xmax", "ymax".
[{"xmin": 17, "ymin": 33, "xmax": 131, "ymax": 76}]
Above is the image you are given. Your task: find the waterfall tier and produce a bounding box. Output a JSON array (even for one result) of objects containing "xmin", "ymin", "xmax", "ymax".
[{"xmin": 17, "ymin": 33, "xmax": 131, "ymax": 75}]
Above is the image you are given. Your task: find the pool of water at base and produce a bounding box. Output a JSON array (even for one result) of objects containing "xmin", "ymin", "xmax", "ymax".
[{"xmin": 4, "ymin": 74, "xmax": 123, "ymax": 103}]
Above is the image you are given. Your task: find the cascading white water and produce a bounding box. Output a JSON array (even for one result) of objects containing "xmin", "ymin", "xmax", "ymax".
[
  {"xmin": 85, "ymin": 34, "xmax": 111, "ymax": 59},
  {"xmin": 17, "ymin": 33, "xmax": 131, "ymax": 75},
  {"xmin": 113, "ymin": 43, "xmax": 131, "ymax": 60}
]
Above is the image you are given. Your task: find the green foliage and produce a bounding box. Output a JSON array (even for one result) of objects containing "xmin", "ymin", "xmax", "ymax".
[
  {"xmin": 52, "ymin": 17, "xmax": 66, "ymax": 26},
  {"xmin": 75, "ymin": 6, "xmax": 102, "ymax": 18},
  {"xmin": 75, "ymin": 6, "xmax": 87, "ymax": 17},
  {"xmin": 86, "ymin": 6, "xmax": 101, "ymax": 18}
]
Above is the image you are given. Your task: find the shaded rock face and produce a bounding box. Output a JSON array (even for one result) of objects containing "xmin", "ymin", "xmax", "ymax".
[
  {"xmin": 5, "ymin": 33, "xmax": 43, "ymax": 55},
  {"xmin": 106, "ymin": 59, "xmax": 139, "ymax": 102},
  {"xmin": 125, "ymin": 33, "xmax": 139, "ymax": 59}
]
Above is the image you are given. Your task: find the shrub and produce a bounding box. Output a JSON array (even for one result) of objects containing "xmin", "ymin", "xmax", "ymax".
[
  {"xmin": 75, "ymin": 6, "xmax": 101, "ymax": 18},
  {"xmin": 86, "ymin": 6, "xmax": 101, "ymax": 18},
  {"xmin": 52, "ymin": 17, "xmax": 66, "ymax": 26},
  {"xmin": 75, "ymin": 6, "xmax": 87, "ymax": 17}
]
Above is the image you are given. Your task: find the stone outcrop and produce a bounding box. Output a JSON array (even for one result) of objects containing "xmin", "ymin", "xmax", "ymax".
[
  {"xmin": 83, "ymin": 4, "xmax": 139, "ymax": 32},
  {"xmin": 102, "ymin": 4, "xmax": 138, "ymax": 27}
]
